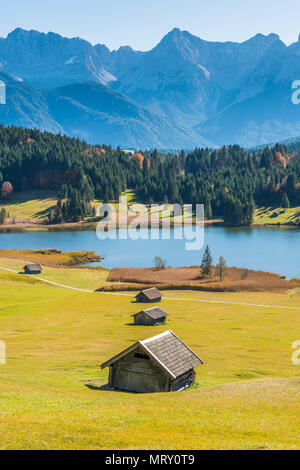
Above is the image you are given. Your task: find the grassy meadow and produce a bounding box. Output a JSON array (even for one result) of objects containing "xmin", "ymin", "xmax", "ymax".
[
  {"xmin": 1, "ymin": 189, "xmax": 300, "ymax": 230},
  {"xmin": 254, "ymin": 206, "xmax": 300, "ymax": 226},
  {"xmin": 0, "ymin": 248, "xmax": 101, "ymax": 267},
  {"xmin": 0, "ymin": 189, "xmax": 57, "ymax": 220},
  {"xmin": 0, "ymin": 253, "xmax": 108, "ymax": 291},
  {"xmin": 0, "ymin": 257, "xmax": 299, "ymax": 449}
]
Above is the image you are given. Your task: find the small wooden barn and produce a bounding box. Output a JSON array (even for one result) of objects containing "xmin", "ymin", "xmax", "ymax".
[
  {"xmin": 101, "ymin": 330, "xmax": 203, "ymax": 393},
  {"xmin": 132, "ymin": 307, "xmax": 169, "ymax": 326},
  {"xmin": 24, "ymin": 264, "xmax": 42, "ymax": 274},
  {"xmin": 135, "ymin": 287, "xmax": 162, "ymax": 303}
]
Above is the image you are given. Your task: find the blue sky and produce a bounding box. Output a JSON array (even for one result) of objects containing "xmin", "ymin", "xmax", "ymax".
[{"xmin": 1, "ymin": 0, "xmax": 300, "ymax": 50}]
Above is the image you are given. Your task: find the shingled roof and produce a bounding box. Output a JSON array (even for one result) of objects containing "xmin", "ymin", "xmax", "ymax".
[
  {"xmin": 101, "ymin": 330, "xmax": 203, "ymax": 379},
  {"xmin": 141, "ymin": 331, "xmax": 203, "ymax": 378},
  {"xmin": 133, "ymin": 307, "xmax": 169, "ymax": 320},
  {"xmin": 136, "ymin": 287, "xmax": 162, "ymax": 300},
  {"xmin": 24, "ymin": 264, "xmax": 42, "ymax": 273}
]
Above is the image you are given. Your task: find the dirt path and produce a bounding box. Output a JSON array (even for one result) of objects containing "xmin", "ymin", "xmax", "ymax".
[{"xmin": 1, "ymin": 265, "xmax": 300, "ymax": 310}]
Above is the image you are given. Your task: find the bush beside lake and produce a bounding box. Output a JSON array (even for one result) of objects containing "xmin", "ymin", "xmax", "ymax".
[{"xmin": 104, "ymin": 266, "xmax": 300, "ymax": 293}]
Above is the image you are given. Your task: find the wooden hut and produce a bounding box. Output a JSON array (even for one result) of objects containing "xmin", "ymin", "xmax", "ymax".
[
  {"xmin": 135, "ymin": 287, "xmax": 162, "ymax": 303},
  {"xmin": 101, "ymin": 330, "xmax": 203, "ymax": 393},
  {"xmin": 24, "ymin": 264, "xmax": 42, "ymax": 274},
  {"xmin": 132, "ymin": 307, "xmax": 169, "ymax": 326}
]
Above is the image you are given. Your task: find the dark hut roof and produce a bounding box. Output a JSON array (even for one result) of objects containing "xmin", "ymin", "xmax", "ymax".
[
  {"xmin": 132, "ymin": 307, "xmax": 169, "ymax": 320},
  {"xmin": 136, "ymin": 287, "xmax": 162, "ymax": 300},
  {"xmin": 24, "ymin": 264, "xmax": 42, "ymax": 272},
  {"xmin": 101, "ymin": 330, "xmax": 203, "ymax": 379},
  {"xmin": 141, "ymin": 331, "xmax": 203, "ymax": 378}
]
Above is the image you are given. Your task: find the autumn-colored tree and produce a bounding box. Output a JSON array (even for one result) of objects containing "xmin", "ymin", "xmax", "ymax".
[
  {"xmin": 275, "ymin": 151, "xmax": 287, "ymax": 169},
  {"xmin": 132, "ymin": 153, "xmax": 145, "ymax": 169},
  {"xmin": 1, "ymin": 181, "xmax": 14, "ymax": 200}
]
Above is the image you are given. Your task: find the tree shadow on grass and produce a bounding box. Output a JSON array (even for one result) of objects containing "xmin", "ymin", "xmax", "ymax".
[{"xmin": 33, "ymin": 205, "xmax": 56, "ymax": 219}]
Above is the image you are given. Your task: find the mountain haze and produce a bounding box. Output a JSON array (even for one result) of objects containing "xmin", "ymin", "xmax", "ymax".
[
  {"xmin": 1, "ymin": 28, "xmax": 300, "ymax": 148},
  {"xmin": 0, "ymin": 70, "xmax": 209, "ymax": 148}
]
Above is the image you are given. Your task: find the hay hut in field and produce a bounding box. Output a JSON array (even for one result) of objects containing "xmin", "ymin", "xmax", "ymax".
[
  {"xmin": 135, "ymin": 287, "xmax": 162, "ymax": 303},
  {"xmin": 24, "ymin": 264, "xmax": 42, "ymax": 274},
  {"xmin": 101, "ymin": 330, "xmax": 203, "ymax": 393},
  {"xmin": 132, "ymin": 307, "xmax": 169, "ymax": 326}
]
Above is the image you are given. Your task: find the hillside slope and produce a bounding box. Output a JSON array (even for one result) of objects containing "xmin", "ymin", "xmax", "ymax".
[{"xmin": 0, "ymin": 71, "xmax": 212, "ymax": 148}]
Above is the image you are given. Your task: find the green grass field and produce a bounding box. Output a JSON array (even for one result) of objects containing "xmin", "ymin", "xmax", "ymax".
[
  {"xmin": 0, "ymin": 189, "xmax": 57, "ymax": 220},
  {"xmin": 0, "ymin": 256, "xmax": 108, "ymax": 290},
  {"xmin": 2, "ymin": 191, "xmax": 300, "ymax": 229},
  {"xmin": 0, "ymin": 261, "xmax": 299, "ymax": 449},
  {"xmin": 254, "ymin": 206, "xmax": 300, "ymax": 226}
]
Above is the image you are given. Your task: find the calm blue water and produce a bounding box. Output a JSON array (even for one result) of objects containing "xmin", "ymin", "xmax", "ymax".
[{"xmin": 0, "ymin": 226, "xmax": 299, "ymax": 278}]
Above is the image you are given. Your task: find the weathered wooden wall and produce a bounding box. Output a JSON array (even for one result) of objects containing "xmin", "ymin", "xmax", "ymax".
[
  {"xmin": 133, "ymin": 312, "xmax": 166, "ymax": 326},
  {"xmin": 136, "ymin": 293, "xmax": 161, "ymax": 303},
  {"xmin": 109, "ymin": 346, "xmax": 170, "ymax": 393},
  {"xmin": 171, "ymin": 370, "xmax": 195, "ymax": 392}
]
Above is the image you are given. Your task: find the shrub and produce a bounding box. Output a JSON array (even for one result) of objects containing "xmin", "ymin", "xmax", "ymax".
[
  {"xmin": 154, "ymin": 256, "xmax": 166, "ymax": 270},
  {"xmin": 1, "ymin": 181, "xmax": 14, "ymax": 200}
]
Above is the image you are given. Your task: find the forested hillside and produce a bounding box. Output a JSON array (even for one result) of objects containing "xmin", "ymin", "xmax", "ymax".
[{"xmin": 0, "ymin": 125, "xmax": 300, "ymax": 226}]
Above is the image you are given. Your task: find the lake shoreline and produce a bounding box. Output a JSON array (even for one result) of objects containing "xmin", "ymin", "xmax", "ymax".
[
  {"xmin": 0, "ymin": 225, "xmax": 299, "ymax": 279},
  {"xmin": 0, "ymin": 219, "xmax": 299, "ymax": 234}
]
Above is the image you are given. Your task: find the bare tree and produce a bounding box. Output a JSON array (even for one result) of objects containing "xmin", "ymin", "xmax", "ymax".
[{"xmin": 154, "ymin": 256, "xmax": 166, "ymax": 271}]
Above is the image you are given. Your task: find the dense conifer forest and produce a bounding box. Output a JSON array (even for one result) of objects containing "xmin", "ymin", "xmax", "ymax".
[{"xmin": 0, "ymin": 125, "xmax": 300, "ymax": 226}]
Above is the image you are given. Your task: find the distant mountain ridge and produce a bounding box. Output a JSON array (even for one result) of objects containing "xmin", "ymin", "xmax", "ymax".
[
  {"xmin": 0, "ymin": 70, "xmax": 210, "ymax": 148},
  {"xmin": 1, "ymin": 28, "xmax": 300, "ymax": 148}
]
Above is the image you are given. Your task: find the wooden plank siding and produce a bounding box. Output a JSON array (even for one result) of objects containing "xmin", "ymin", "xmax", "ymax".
[
  {"xmin": 136, "ymin": 292, "xmax": 159, "ymax": 303},
  {"xmin": 102, "ymin": 330, "xmax": 203, "ymax": 394},
  {"xmin": 135, "ymin": 288, "xmax": 163, "ymax": 303},
  {"xmin": 133, "ymin": 311, "xmax": 167, "ymax": 326},
  {"xmin": 109, "ymin": 346, "xmax": 169, "ymax": 393},
  {"xmin": 171, "ymin": 370, "xmax": 196, "ymax": 392}
]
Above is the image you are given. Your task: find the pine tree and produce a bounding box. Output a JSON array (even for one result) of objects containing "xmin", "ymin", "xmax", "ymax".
[
  {"xmin": 286, "ymin": 174, "xmax": 297, "ymax": 204},
  {"xmin": 201, "ymin": 245, "xmax": 213, "ymax": 277},
  {"xmin": 205, "ymin": 198, "xmax": 213, "ymax": 220},
  {"xmin": 0, "ymin": 208, "xmax": 6, "ymax": 225},
  {"xmin": 167, "ymin": 177, "xmax": 179, "ymax": 203},
  {"xmin": 281, "ymin": 192, "xmax": 290, "ymax": 209}
]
